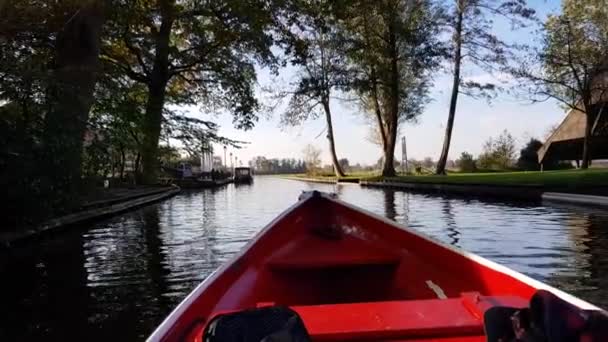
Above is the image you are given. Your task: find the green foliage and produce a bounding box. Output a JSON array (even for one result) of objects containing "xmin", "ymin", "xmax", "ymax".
[
  {"xmin": 338, "ymin": 158, "xmax": 349, "ymax": 170},
  {"xmin": 513, "ymin": 0, "xmax": 608, "ymax": 113},
  {"xmin": 250, "ymin": 157, "xmax": 306, "ymax": 174},
  {"xmin": 82, "ymin": 133, "xmax": 112, "ymax": 179},
  {"xmin": 100, "ymin": 0, "xmax": 296, "ymax": 182},
  {"xmin": 517, "ymin": 138, "xmax": 573, "ymax": 171},
  {"xmin": 1, "ymin": 1, "xmax": 105, "ymax": 227},
  {"xmin": 436, "ymin": 0, "xmax": 535, "ymax": 175},
  {"xmin": 339, "ymin": 0, "xmax": 443, "ymax": 176},
  {"xmin": 302, "ymin": 144, "xmax": 322, "ymax": 175},
  {"xmin": 456, "ymin": 152, "xmax": 477, "ymax": 172},
  {"xmin": 374, "ymin": 169, "xmax": 608, "ymax": 188},
  {"xmin": 278, "ymin": 0, "xmax": 347, "ymax": 126},
  {"xmin": 510, "ymin": 0, "xmax": 608, "ymax": 168},
  {"xmin": 158, "ymin": 146, "xmax": 181, "ymax": 165},
  {"xmin": 477, "ymin": 130, "xmax": 516, "ymax": 170},
  {"xmin": 101, "ymin": 0, "xmax": 289, "ymax": 128},
  {"xmin": 517, "ymin": 138, "xmax": 543, "ymax": 171},
  {"xmin": 449, "ymin": 0, "xmax": 535, "ymax": 99}
]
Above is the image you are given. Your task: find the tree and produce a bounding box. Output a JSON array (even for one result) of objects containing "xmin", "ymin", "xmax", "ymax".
[
  {"xmin": 279, "ymin": 0, "xmax": 347, "ymax": 177},
  {"xmin": 435, "ymin": 0, "xmax": 536, "ymax": 174},
  {"xmin": 422, "ymin": 157, "xmax": 434, "ymax": 169},
  {"xmin": 250, "ymin": 157, "xmax": 307, "ymax": 174},
  {"xmin": 101, "ymin": 0, "xmax": 287, "ymax": 183},
  {"xmin": 43, "ymin": 1, "xmax": 105, "ymax": 202},
  {"xmin": 477, "ymin": 130, "xmax": 516, "ymax": 170},
  {"xmin": 1, "ymin": 0, "xmax": 105, "ymax": 220},
  {"xmin": 512, "ymin": 0, "xmax": 608, "ymax": 169},
  {"xmin": 340, "ymin": 0, "xmax": 442, "ymax": 177},
  {"xmin": 338, "ymin": 158, "xmax": 349, "ymax": 171},
  {"xmin": 456, "ymin": 152, "xmax": 476, "ymax": 172},
  {"xmin": 517, "ymin": 138, "xmax": 543, "ymax": 171},
  {"xmin": 517, "ymin": 137, "xmax": 571, "ymax": 171},
  {"xmin": 302, "ymin": 144, "xmax": 322, "ymax": 175}
]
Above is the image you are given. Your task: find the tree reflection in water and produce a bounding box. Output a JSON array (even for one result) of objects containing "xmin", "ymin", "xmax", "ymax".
[
  {"xmin": 442, "ymin": 200, "xmax": 460, "ymax": 247},
  {"xmin": 383, "ymin": 190, "xmax": 397, "ymax": 221}
]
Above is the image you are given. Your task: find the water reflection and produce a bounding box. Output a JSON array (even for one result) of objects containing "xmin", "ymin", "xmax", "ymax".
[
  {"xmin": 2, "ymin": 176, "xmax": 608, "ymax": 340},
  {"xmin": 544, "ymin": 209, "xmax": 608, "ymax": 307},
  {"xmin": 0, "ymin": 231, "xmax": 90, "ymax": 340},
  {"xmin": 383, "ymin": 190, "xmax": 397, "ymax": 221},
  {"xmin": 141, "ymin": 207, "xmax": 171, "ymax": 322},
  {"xmin": 442, "ymin": 200, "xmax": 460, "ymax": 247}
]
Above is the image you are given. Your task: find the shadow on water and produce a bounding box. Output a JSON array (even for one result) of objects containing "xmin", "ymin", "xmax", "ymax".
[
  {"xmin": 0, "ymin": 231, "xmax": 89, "ymax": 341},
  {"xmin": 139, "ymin": 206, "xmax": 171, "ymax": 335}
]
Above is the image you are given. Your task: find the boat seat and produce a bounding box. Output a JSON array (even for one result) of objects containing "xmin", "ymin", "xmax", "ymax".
[
  {"xmin": 266, "ymin": 234, "xmax": 402, "ymax": 270},
  {"xmin": 288, "ymin": 293, "xmax": 528, "ymax": 341}
]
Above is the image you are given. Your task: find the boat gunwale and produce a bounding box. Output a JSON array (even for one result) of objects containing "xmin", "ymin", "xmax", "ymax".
[{"xmin": 147, "ymin": 191, "xmax": 601, "ymax": 342}]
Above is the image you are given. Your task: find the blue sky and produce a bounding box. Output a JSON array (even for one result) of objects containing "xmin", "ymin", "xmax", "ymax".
[{"xmin": 187, "ymin": 0, "xmax": 564, "ymax": 166}]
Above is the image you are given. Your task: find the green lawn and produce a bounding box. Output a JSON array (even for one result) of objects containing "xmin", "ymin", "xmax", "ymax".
[
  {"xmin": 368, "ymin": 169, "xmax": 608, "ymax": 188},
  {"xmin": 286, "ymin": 171, "xmax": 379, "ymax": 181}
]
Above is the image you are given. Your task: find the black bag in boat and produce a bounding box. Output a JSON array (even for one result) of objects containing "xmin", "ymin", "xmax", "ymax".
[
  {"xmin": 484, "ymin": 290, "xmax": 608, "ymax": 342},
  {"xmin": 203, "ymin": 306, "xmax": 311, "ymax": 342}
]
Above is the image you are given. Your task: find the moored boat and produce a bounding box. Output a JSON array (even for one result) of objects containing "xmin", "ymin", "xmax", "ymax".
[
  {"xmin": 148, "ymin": 191, "xmax": 606, "ymax": 342},
  {"xmin": 233, "ymin": 167, "xmax": 253, "ymax": 184}
]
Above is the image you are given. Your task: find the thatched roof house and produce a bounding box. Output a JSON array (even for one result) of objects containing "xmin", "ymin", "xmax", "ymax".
[
  {"xmin": 537, "ymin": 66, "xmax": 608, "ymax": 164},
  {"xmin": 537, "ymin": 105, "xmax": 608, "ymax": 164}
]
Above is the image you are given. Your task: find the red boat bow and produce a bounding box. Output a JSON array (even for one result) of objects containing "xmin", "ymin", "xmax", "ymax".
[{"xmin": 148, "ymin": 191, "xmax": 601, "ymax": 342}]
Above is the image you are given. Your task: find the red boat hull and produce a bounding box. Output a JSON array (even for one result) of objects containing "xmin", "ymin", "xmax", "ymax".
[{"xmin": 148, "ymin": 192, "xmax": 600, "ymax": 341}]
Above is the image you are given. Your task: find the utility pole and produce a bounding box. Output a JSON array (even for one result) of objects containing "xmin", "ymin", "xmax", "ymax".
[
  {"xmin": 223, "ymin": 146, "xmax": 227, "ymax": 169},
  {"xmin": 402, "ymin": 136, "xmax": 408, "ymax": 174}
]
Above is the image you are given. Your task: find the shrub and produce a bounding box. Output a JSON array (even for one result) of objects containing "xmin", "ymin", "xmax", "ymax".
[
  {"xmin": 517, "ymin": 138, "xmax": 543, "ymax": 171},
  {"xmin": 456, "ymin": 152, "xmax": 477, "ymax": 172}
]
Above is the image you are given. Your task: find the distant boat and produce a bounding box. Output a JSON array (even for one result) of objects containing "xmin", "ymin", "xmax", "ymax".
[
  {"xmin": 233, "ymin": 167, "xmax": 253, "ymax": 184},
  {"xmin": 148, "ymin": 191, "xmax": 606, "ymax": 342}
]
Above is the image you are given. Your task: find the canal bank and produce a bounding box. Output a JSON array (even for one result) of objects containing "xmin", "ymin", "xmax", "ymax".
[
  {"xmin": 0, "ymin": 185, "xmax": 181, "ymax": 247},
  {"xmin": 285, "ymin": 169, "xmax": 608, "ymax": 207},
  {"xmin": 360, "ymin": 180, "xmax": 543, "ymax": 200}
]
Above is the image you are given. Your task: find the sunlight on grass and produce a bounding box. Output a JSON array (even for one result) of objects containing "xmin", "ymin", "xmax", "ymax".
[{"xmin": 368, "ymin": 169, "xmax": 608, "ymax": 187}]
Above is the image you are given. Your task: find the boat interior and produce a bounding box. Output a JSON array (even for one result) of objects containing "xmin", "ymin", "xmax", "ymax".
[{"xmin": 170, "ymin": 194, "xmax": 544, "ymax": 341}]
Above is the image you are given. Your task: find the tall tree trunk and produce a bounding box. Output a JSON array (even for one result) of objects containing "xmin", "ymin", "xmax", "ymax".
[
  {"xmin": 140, "ymin": 0, "xmax": 173, "ymax": 184},
  {"xmin": 141, "ymin": 84, "xmax": 167, "ymax": 184},
  {"xmin": 382, "ymin": 19, "xmax": 399, "ymax": 178},
  {"xmin": 119, "ymin": 145, "xmax": 126, "ymax": 181},
  {"xmin": 134, "ymin": 152, "xmax": 141, "ymax": 183},
  {"xmin": 322, "ymin": 99, "xmax": 345, "ymax": 177},
  {"xmin": 436, "ymin": 3, "xmax": 464, "ymax": 175},
  {"xmin": 371, "ymin": 68, "xmax": 388, "ymax": 150},
  {"xmin": 382, "ymin": 131, "xmax": 397, "ymax": 177},
  {"xmin": 43, "ymin": 2, "xmax": 104, "ymax": 209},
  {"xmin": 363, "ymin": 10, "xmax": 388, "ymax": 152},
  {"xmin": 581, "ymin": 106, "xmax": 593, "ymax": 169}
]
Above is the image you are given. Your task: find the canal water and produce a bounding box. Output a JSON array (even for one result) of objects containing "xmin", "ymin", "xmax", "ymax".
[{"xmin": 2, "ymin": 176, "xmax": 608, "ymax": 341}]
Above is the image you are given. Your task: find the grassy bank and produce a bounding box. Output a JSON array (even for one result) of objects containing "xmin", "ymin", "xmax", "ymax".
[
  {"xmin": 284, "ymin": 171, "xmax": 379, "ymax": 181},
  {"xmin": 369, "ymin": 169, "xmax": 608, "ymax": 188}
]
